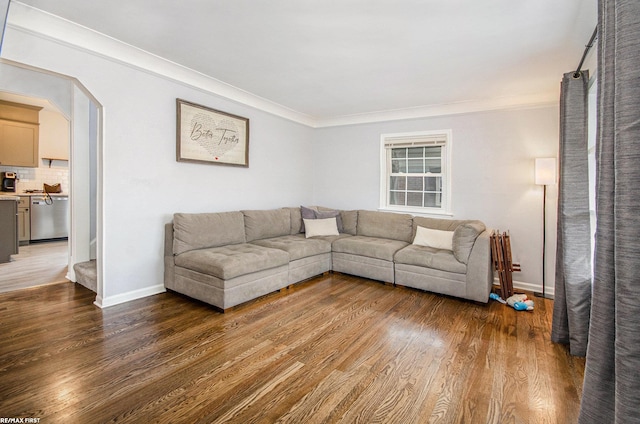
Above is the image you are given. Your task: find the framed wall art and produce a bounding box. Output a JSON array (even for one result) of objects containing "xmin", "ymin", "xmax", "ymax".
[{"xmin": 176, "ymin": 99, "xmax": 249, "ymax": 167}]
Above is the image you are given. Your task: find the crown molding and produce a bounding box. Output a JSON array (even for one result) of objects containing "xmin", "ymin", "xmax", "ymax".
[
  {"xmin": 315, "ymin": 95, "xmax": 558, "ymax": 127},
  {"xmin": 7, "ymin": 2, "xmax": 560, "ymax": 129}
]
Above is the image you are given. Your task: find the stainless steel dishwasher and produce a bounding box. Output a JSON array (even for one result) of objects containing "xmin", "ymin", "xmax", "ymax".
[{"xmin": 30, "ymin": 194, "xmax": 69, "ymax": 241}]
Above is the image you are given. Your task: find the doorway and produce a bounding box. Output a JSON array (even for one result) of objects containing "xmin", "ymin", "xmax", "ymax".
[
  {"xmin": 0, "ymin": 59, "xmax": 101, "ymax": 299},
  {"xmin": 0, "ymin": 91, "xmax": 70, "ymax": 293}
]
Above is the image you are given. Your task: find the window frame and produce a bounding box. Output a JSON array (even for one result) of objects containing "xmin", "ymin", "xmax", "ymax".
[{"xmin": 379, "ymin": 130, "xmax": 452, "ymax": 216}]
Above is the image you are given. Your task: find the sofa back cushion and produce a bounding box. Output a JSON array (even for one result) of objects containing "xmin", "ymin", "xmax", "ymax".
[
  {"xmin": 452, "ymin": 221, "xmax": 486, "ymax": 264},
  {"xmin": 412, "ymin": 216, "xmax": 461, "ymax": 232},
  {"xmin": 357, "ymin": 210, "xmax": 413, "ymax": 243},
  {"xmin": 242, "ymin": 208, "xmax": 291, "ymax": 242},
  {"xmin": 299, "ymin": 206, "xmax": 357, "ymax": 235},
  {"xmin": 413, "ymin": 216, "xmax": 486, "ymax": 264},
  {"xmin": 173, "ymin": 211, "xmax": 246, "ymax": 255},
  {"xmin": 317, "ymin": 207, "xmax": 359, "ymax": 236},
  {"xmin": 283, "ymin": 207, "xmax": 303, "ymax": 235},
  {"xmin": 340, "ymin": 210, "xmax": 358, "ymax": 235}
]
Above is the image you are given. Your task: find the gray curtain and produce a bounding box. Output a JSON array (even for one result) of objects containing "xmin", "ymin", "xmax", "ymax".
[
  {"xmin": 579, "ymin": 1, "xmax": 640, "ymax": 423},
  {"xmin": 551, "ymin": 70, "xmax": 592, "ymax": 357}
]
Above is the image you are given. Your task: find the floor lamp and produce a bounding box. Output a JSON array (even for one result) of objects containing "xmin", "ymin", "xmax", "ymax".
[{"xmin": 534, "ymin": 158, "xmax": 557, "ymax": 298}]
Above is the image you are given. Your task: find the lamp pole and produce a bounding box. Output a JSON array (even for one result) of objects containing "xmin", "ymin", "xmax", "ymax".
[
  {"xmin": 539, "ymin": 184, "xmax": 547, "ymax": 298},
  {"xmin": 534, "ymin": 157, "xmax": 556, "ymax": 299}
]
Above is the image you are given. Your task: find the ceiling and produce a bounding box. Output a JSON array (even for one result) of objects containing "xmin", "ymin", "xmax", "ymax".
[{"xmin": 13, "ymin": 0, "xmax": 597, "ymax": 122}]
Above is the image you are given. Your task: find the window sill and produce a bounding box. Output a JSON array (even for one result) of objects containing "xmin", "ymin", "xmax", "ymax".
[{"xmin": 378, "ymin": 206, "xmax": 454, "ymax": 218}]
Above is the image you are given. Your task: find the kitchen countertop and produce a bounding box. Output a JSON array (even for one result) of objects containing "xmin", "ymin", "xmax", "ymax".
[
  {"xmin": 0, "ymin": 194, "xmax": 19, "ymax": 201},
  {"xmin": 0, "ymin": 192, "xmax": 67, "ymax": 197}
]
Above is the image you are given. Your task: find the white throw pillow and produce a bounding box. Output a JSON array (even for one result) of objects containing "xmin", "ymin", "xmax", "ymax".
[
  {"xmin": 303, "ymin": 217, "xmax": 339, "ymax": 238},
  {"xmin": 413, "ymin": 226, "xmax": 454, "ymax": 250}
]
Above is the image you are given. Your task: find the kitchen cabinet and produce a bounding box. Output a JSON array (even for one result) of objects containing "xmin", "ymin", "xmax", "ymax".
[
  {"xmin": 0, "ymin": 100, "xmax": 42, "ymax": 168},
  {"xmin": 38, "ymin": 109, "xmax": 70, "ymax": 161},
  {"xmin": 0, "ymin": 119, "xmax": 39, "ymax": 167},
  {"xmin": 17, "ymin": 196, "xmax": 30, "ymax": 245},
  {"xmin": 0, "ymin": 198, "xmax": 18, "ymax": 263}
]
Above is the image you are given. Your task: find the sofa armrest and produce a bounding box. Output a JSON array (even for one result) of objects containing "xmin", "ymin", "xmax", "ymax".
[
  {"xmin": 164, "ymin": 222, "xmax": 176, "ymax": 289},
  {"xmin": 465, "ymin": 229, "xmax": 494, "ymax": 302}
]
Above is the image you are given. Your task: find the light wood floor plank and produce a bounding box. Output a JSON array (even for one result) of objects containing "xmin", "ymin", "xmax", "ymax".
[
  {"xmin": 0, "ymin": 274, "xmax": 585, "ymax": 423},
  {"xmin": 0, "ymin": 240, "xmax": 68, "ymax": 293}
]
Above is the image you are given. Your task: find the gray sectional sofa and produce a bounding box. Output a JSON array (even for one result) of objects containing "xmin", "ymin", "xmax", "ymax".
[{"xmin": 164, "ymin": 206, "xmax": 493, "ymax": 311}]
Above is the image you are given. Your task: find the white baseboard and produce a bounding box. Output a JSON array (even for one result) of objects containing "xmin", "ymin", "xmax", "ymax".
[
  {"xmin": 493, "ymin": 278, "xmax": 555, "ymax": 297},
  {"xmin": 94, "ymin": 284, "xmax": 166, "ymax": 308},
  {"xmin": 91, "ymin": 279, "xmax": 550, "ymax": 308}
]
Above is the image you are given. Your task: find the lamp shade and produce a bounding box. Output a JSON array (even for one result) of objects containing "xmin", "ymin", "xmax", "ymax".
[{"xmin": 535, "ymin": 158, "xmax": 557, "ymax": 185}]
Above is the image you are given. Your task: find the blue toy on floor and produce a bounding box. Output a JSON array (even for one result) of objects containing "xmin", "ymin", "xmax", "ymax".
[{"xmin": 489, "ymin": 292, "xmax": 534, "ymax": 311}]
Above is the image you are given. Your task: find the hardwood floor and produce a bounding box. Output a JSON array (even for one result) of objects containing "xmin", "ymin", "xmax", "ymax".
[
  {"xmin": 0, "ymin": 240, "xmax": 69, "ymax": 293},
  {"xmin": 0, "ymin": 273, "xmax": 585, "ymax": 423}
]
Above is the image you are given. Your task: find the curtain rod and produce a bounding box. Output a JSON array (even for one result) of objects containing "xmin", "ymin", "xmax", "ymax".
[{"xmin": 574, "ymin": 26, "xmax": 598, "ymax": 78}]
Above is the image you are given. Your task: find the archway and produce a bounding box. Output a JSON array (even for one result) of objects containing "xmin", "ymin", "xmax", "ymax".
[{"xmin": 0, "ymin": 58, "xmax": 102, "ymax": 301}]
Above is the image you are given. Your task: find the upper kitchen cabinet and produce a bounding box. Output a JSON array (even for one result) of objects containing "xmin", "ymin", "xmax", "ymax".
[
  {"xmin": 38, "ymin": 109, "xmax": 70, "ymax": 162},
  {"xmin": 0, "ymin": 100, "xmax": 42, "ymax": 167}
]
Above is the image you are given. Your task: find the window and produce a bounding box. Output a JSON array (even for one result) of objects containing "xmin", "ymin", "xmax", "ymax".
[{"xmin": 380, "ymin": 130, "xmax": 452, "ymax": 215}]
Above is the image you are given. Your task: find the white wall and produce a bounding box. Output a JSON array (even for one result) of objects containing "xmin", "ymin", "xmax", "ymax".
[
  {"xmin": 3, "ymin": 26, "xmax": 315, "ymax": 304},
  {"xmin": 312, "ymin": 106, "xmax": 559, "ymax": 293}
]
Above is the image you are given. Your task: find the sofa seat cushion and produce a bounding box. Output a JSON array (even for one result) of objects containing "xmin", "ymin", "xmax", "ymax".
[
  {"xmin": 251, "ymin": 234, "xmax": 331, "ymax": 261},
  {"xmin": 174, "ymin": 243, "xmax": 289, "ymax": 280},
  {"xmin": 313, "ymin": 233, "xmax": 353, "ymax": 243},
  {"xmin": 394, "ymin": 245, "xmax": 467, "ymax": 274},
  {"xmin": 332, "ymin": 236, "xmax": 409, "ymax": 261}
]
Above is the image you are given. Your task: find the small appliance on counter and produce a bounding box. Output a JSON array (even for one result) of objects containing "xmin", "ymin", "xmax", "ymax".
[{"xmin": 1, "ymin": 172, "xmax": 17, "ymax": 192}]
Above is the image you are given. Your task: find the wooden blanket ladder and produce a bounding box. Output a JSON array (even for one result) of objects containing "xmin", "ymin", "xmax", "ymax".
[{"xmin": 490, "ymin": 230, "xmax": 521, "ymax": 298}]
